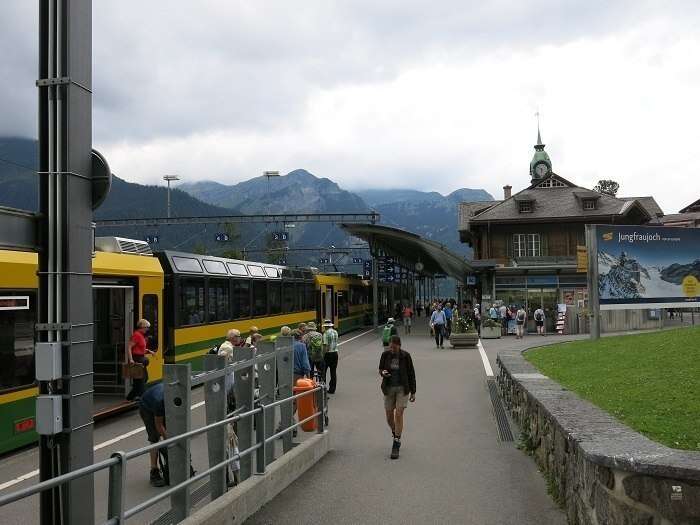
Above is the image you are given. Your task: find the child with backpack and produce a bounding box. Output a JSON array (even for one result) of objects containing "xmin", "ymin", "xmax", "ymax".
[{"xmin": 382, "ymin": 318, "xmax": 398, "ymax": 348}]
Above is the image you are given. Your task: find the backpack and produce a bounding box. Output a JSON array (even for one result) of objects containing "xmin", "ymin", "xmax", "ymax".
[
  {"xmin": 517, "ymin": 310, "xmax": 525, "ymax": 322},
  {"xmin": 208, "ymin": 344, "xmax": 220, "ymax": 355},
  {"xmin": 382, "ymin": 325, "xmax": 393, "ymax": 344},
  {"xmin": 308, "ymin": 333, "xmax": 324, "ymax": 362},
  {"xmin": 535, "ymin": 311, "xmax": 543, "ymax": 321}
]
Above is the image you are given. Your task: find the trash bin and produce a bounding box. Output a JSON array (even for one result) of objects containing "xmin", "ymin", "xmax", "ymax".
[{"xmin": 293, "ymin": 378, "xmax": 318, "ymax": 432}]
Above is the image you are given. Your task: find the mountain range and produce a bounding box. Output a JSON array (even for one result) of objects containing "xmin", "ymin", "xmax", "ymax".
[{"xmin": 0, "ymin": 137, "xmax": 493, "ymax": 266}]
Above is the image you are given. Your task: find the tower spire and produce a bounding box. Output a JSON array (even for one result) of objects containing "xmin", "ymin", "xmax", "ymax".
[
  {"xmin": 536, "ymin": 111, "xmax": 543, "ymax": 147},
  {"xmin": 530, "ymin": 111, "xmax": 552, "ymax": 181}
]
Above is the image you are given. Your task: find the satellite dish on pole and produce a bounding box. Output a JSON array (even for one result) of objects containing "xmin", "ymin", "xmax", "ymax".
[{"xmin": 91, "ymin": 149, "xmax": 112, "ymax": 210}]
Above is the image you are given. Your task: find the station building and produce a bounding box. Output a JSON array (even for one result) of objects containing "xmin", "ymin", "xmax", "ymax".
[{"xmin": 458, "ymin": 130, "xmax": 664, "ymax": 333}]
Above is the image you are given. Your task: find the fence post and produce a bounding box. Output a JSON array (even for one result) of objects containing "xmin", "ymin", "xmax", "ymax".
[
  {"xmin": 255, "ymin": 405, "xmax": 266, "ymax": 474},
  {"xmin": 233, "ymin": 347, "xmax": 254, "ymax": 481},
  {"xmin": 316, "ymin": 385, "xmax": 326, "ymax": 434},
  {"xmin": 203, "ymin": 354, "xmax": 226, "ymax": 500},
  {"xmin": 164, "ymin": 363, "xmax": 192, "ymax": 521},
  {"xmin": 257, "ymin": 341, "xmax": 276, "ymax": 466},
  {"xmin": 107, "ymin": 451, "xmax": 127, "ymax": 524},
  {"xmin": 274, "ymin": 336, "xmax": 294, "ymax": 453}
]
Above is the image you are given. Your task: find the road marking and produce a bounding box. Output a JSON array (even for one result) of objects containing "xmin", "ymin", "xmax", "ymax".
[
  {"xmin": 0, "ymin": 400, "xmax": 206, "ymax": 493},
  {"xmin": 338, "ymin": 328, "xmax": 375, "ymax": 346},
  {"xmin": 477, "ymin": 340, "xmax": 494, "ymax": 377}
]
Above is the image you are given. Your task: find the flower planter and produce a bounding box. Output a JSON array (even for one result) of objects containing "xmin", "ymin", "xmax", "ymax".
[
  {"xmin": 449, "ymin": 332, "xmax": 479, "ymax": 348},
  {"xmin": 481, "ymin": 325, "xmax": 501, "ymax": 339}
]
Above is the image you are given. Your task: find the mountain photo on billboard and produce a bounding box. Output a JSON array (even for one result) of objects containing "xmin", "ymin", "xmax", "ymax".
[{"xmin": 598, "ymin": 249, "xmax": 694, "ymax": 300}]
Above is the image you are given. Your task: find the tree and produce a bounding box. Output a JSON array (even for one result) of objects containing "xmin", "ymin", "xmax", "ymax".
[{"xmin": 593, "ymin": 179, "xmax": 620, "ymax": 197}]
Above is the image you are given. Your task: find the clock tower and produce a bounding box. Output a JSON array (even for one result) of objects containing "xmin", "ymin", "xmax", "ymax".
[{"xmin": 529, "ymin": 124, "xmax": 552, "ymax": 183}]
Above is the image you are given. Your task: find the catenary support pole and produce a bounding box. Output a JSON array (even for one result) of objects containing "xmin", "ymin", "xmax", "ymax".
[
  {"xmin": 586, "ymin": 224, "xmax": 601, "ymax": 340},
  {"xmin": 37, "ymin": 1, "xmax": 95, "ymax": 523}
]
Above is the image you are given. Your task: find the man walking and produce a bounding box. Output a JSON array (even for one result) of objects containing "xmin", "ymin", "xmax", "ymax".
[
  {"xmin": 473, "ymin": 303, "xmax": 481, "ymax": 336},
  {"xmin": 322, "ymin": 319, "xmax": 339, "ymax": 394},
  {"xmin": 379, "ymin": 335, "xmax": 416, "ymax": 459},
  {"xmin": 429, "ymin": 304, "xmax": 447, "ymax": 348},
  {"xmin": 443, "ymin": 301, "xmax": 453, "ymax": 338}
]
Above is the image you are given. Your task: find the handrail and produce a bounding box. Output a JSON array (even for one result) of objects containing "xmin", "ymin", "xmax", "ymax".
[{"xmin": 0, "ymin": 385, "xmax": 324, "ymax": 508}]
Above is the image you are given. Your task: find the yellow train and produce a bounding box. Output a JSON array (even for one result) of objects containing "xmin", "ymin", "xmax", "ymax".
[{"xmin": 0, "ymin": 237, "xmax": 374, "ymax": 454}]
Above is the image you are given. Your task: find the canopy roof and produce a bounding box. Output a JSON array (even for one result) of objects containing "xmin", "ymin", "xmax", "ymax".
[{"xmin": 340, "ymin": 223, "xmax": 472, "ymax": 283}]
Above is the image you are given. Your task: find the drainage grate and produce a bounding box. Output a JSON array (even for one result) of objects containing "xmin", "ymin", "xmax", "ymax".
[
  {"xmin": 487, "ymin": 379, "xmax": 514, "ymax": 442},
  {"xmin": 151, "ymin": 481, "xmax": 210, "ymax": 525}
]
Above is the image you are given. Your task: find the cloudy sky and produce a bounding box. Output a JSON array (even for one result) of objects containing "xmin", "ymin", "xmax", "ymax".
[{"xmin": 1, "ymin": 1, "xmax": 698, "ymax": 212}]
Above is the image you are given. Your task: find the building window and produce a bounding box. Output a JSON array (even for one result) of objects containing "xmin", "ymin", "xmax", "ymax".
[
  {"xmin": 537, "ymin": 178, "xmax": 565, "ymax": 188},
  {"xmin": 252, "ymin": 280, "xmax": 268, "ymax": 317},
  {"xmin": 513, "ymin": 234, "xmax": 541, "ymax": 257},
  {"xmin": 527, "ymin": 233, "xmax": 541, "ymax": 256},
  {"xmin": 518, "ymin": 201, "xmax": 533, "ymax": 213},
  {"xmin": 583, "ymin": 199, "xmax": 596, "ymax": 210},
  {"xmin": 232, "ymin": 279, "xmax": 250, "ymax": 319}
]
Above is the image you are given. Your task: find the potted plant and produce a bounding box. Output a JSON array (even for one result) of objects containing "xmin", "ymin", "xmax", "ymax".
[
  {"xmin": 481, "ymin": 318, "xmax": 501, "ymax": 339},
  {"xmin": 449, "ymin": 316, "xmax": 479, "ymax": 348}
]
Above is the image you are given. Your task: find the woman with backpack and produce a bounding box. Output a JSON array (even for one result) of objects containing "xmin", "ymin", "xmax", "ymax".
[
  {"xmin": 303, "ymin": 321, "xmax": 325, "ymax": 377},
  {"xmin": 382, "ymin": 318, "xmax": 398, "ymax": 348},
  {"xmin": 534, "ymin": 307, "xmax": 546, "ymax": 336}
]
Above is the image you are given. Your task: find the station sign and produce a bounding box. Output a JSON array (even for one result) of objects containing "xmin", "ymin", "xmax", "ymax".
[
  {"xmin": 434, "ymin": 273, "xmax": 447, "ymax": 279},
  {"xmin": 215, "ymin": 233, "xmax": 230, "ymax": 242},
  {"xmin": 272, "ymin": 231, "xmax": 289, "ymax": 241},
  {"xmin": 363, "ymin": 259, "xmax": 372, "ymax": 278},
  {"xmin": 466, "ymin": 275, "xmax": 477, "ymax": 286},
  {"xmin": 278, "ymin": 258, "xmax": 287, "ymax": 265},
  {"xmin": 352, "ymin": 257, "xmax": 364, "ymax": 264},
  {"xmin": 319, "ymin": 257, "xmax": 330, "ymax": 264},
  {"xmin": 593, "ymin": 225, "xmax": 700, "ymax": 309},
  {"xmin": 145, "ymin": 235, "xmax": 159, "ymax": 244}
]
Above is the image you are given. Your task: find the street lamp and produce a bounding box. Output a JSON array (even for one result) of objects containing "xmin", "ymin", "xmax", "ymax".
[{"xmin": 163, "ymin": 175, "xmax": 180, "ymax": 218}]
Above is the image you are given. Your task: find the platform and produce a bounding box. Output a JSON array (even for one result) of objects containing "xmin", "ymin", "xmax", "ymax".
[{"xmin": 0, "ymin": 326, "xmax": 587, "ymax": 524}]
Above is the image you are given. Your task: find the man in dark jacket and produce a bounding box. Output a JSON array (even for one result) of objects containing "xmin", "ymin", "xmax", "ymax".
[{"xmin": 378, "ymin": 335, "xmax": 416, "ymax": 459}]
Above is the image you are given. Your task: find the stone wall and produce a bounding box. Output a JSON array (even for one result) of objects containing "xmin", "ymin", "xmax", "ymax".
[{"xmin": 497, "ymin": 350, "xmax": 700, "ymax": 525}]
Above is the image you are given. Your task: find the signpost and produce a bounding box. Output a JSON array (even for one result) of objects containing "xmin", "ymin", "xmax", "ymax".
[
  {"xmin": 363, "ymin": 259, "xmax": 372, "ymax": 279},
  {"xmin": 272, "ymin": 231, "xmax": 289, "ymax": 241}
]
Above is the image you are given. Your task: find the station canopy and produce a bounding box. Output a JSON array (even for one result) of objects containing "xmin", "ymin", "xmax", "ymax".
[{"xmin": 340, "ymin": 223, "xmax": 473, "ymax": 283}]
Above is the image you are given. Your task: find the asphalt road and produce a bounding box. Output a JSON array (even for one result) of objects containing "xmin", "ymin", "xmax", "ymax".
[{"xmin": 247, "ymin": 324, "xmax": 569, "ymax": 525}]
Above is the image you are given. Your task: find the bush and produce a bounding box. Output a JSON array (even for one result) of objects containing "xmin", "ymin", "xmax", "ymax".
[
  {"xmin": 482, "ymin": 318, "xmax": 500, "ymax": 328},
  {"xmin": 452, "ymin": 316, "xmax": 475, "ymax": 334}
]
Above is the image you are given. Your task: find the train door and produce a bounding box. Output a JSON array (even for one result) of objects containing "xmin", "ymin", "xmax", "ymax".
[
  {"xmin": 92, "ymin": 285, "xmax": 134, "ymax": 408},
  {"xmin": 322, "ymin": 285, "xmax": 337, "ymax": 325}
]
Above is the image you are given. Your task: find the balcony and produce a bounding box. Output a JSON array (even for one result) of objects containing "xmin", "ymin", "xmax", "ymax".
[{"xmin": 511, "ymin": 255, "xmax": 577, "ymax": 268}]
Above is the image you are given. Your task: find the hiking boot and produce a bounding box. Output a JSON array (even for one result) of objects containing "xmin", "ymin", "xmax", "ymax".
[
  {"xmin": 390, "ymin": 439, "xmax": 401, "ymax": 460},
  {"xmin": 150, "ymin": 468, "xmax": 166, "ymax": 488}
]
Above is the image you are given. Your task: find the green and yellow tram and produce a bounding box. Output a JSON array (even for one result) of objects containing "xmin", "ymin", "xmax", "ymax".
[{"xmin": 0, "ymin": 238, "xmax": 375, "ymax": 454}]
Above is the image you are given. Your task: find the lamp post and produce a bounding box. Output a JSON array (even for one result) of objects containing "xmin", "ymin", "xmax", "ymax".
[{"xmin": 163, "ymin": 175, "xmax": 180, "ymax": 218}]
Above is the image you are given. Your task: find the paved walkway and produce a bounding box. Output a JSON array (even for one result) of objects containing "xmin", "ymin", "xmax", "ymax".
[{"xmin": 248, "ymin": 326, "xmax": 570, "ymax": 525}]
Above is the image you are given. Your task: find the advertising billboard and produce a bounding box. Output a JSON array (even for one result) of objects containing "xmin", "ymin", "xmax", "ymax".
[{"xmin": 596, "ymin": 225, "xmax": 700, "ymax": 309}]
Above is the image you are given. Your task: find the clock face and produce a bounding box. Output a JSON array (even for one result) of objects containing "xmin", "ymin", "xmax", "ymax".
[{"xmin": 535, "ymin": 163, "xmax": 549, "ymax": 177}]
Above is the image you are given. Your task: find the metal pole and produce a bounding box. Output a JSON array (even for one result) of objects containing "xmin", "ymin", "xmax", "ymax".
[
  {"xmin": 167, "ymin": 179, "xmax": 171, "ymax": 218},
  {"xmin": 38, "ymin": 2, "xmax": 95, "ymax": 523},
  {"xmin": 274, "ymin": 337, "xmax": 294, "ymax": 454},
  {"xmin": 372, "ymin": 257, "xmax": 379, "ymax": 327},
  {"xmin": 203, "ymin": 355, "xmax": 226, "ymax": 500},
  {"xmin": 164, "ymin": 364, "xmax": 192, "ymax": 521},
  {"xmin": 234, "ymin": 347, "xmax": 254, "ymax": 481},
  {"xmin": 586, "ymin": 225, "xmax": 601, "ymax": 340},
  {"xmin": 107, "ymin": 451, "xmax": 127, "ymax": 525}
]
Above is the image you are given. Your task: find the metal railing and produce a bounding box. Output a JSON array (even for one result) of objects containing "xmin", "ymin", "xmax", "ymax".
[{"xmin": 0, "ymin": 337, "xmax": 328, "ymax": 524}]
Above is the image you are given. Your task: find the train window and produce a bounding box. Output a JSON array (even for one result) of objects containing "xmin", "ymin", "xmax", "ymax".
[
  {"xmin": 0, "ymin": 293, "xmax": 36, "ymax": 392},
  {"xmin": 142, "ymin": 294, "xmax": 159, "ymax": 350},
  {"xmin": 208, "ymin": 279, "xmax": 230, "ymax": 322},
  {"xmin": 305, "ymin": 283, "xmax": 316, "ymax": 311},
  {"xmin": 337, "ymin": 292, "xmax": 349, "ymax": 318},
  {"xmin": 173, "ymin": 256, "xmax": 203, "ymax": 273},
  {"xmin": 283, "ymin": 282, "xmax": 295, "ymax": 312},
  {"xmin": 252, "ymin": 280, "xmax": 267, "ymax": 316},
  {"xmin": 233, "ymin": 279, "xmax": 250, "ymax": 319},
  {"xmin": 269, "ymin": 281, "xmax": 282, "ymax": 314},
  {"xmin": 264, "ymin": 266, "xmax": 279, "ymax": 278},
  {"xmin": 180, "ymin": 279, "xmax": 205, "ymax": 325},
  {"xmin": 203, "ymin": 259, "xmax": 227, "ymax": 275},
  {"xmin": 248, "ymin": 265, "xmax": 265, "ymax": 278},
  {"xmin": 227, "ymin": 263, "xmax": 248, "ymax": 276}
]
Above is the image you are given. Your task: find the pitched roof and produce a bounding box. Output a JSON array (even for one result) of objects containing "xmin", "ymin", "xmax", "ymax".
[
  {"xmin": 619, "ymin": 196, "xmax": 664, "ymax": 218},
  {"xmin": 679, "ymin": 198, "xmax": 700, "ymax": 213},
  {"xmin": 466, "ymin": 173, "xmax": 651, "ymax": 224}
]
